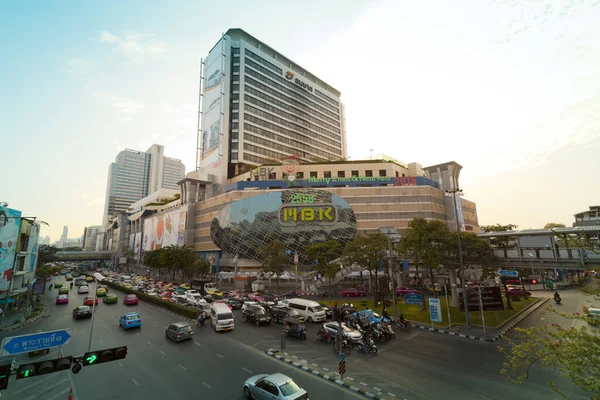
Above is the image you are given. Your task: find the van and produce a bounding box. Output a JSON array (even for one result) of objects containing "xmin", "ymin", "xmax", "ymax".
[
  {"xmin": 286, "ymin": 298, "xmax": 326, "ymax": 323},
  {"xmin": 211, "ymin": 303, "xmax": 235, "ymax": 332},
  {"xmin": 587, "ymin": 308, "xmax": 600, "ymax": 321}
]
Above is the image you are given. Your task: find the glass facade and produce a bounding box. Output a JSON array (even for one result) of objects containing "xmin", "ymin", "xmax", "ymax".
[{"xmin": 210, "ymin": 189, "xmax": 356, "ymax": 264}]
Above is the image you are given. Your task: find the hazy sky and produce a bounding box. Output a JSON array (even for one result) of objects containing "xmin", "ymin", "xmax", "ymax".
[{"xmin": 2, "ymin": 0, "xmax": 599, "ymax": 241}]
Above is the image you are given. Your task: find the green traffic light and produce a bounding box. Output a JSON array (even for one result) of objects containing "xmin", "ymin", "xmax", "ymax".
[
  {"xmin": 23, "ymin": 370, "xmax": 31, "ymax": 377},
  {"xmin": 86, "ymin": 354, "xmax": 97, "ymax": 364}
]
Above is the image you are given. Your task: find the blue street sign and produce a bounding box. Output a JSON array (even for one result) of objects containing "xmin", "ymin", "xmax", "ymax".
[
  {"xmin": 1, "ymin": 329, "xmax": 72, "ymax": 356},
  {"xmin": 404, "ymin": 293, "xmax": 423, "ymax": 305},
  {"xmin": 339, "ymin": 353, "xmax": 345, "ymax": 362},
  {"xmin": 498, "ymin": 270, "xmax": 519, "ymax": 277}
]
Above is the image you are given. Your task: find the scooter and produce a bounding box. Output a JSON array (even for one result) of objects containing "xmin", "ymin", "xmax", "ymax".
[
  {"xmin": 317, "ymin": 326, "xmax": 335, "ymax": 343},
  {"xmin": 356, "ymin": 335, "xmax": 378, "ymax": 354},
  {"xmin": 554, "ymin": 295, "xmax": 562, "ymax": 304}
]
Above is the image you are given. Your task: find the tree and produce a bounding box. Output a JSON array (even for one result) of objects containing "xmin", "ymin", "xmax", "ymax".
[
  {"xmin": 143, "ymin": 250, "xmax": 161, "ymax": 279},
  {"xmin": 544, "ymin": 223, "xmax": 566, "ymax": 229},
  {"xmin": 343, "ymin": 232, "xmax": 388, "ymax": 304},
  {"xmin": 305, "ymin": 240, "xmax": 342, "ymax": 302},
  {"xmin": 38, "ymin": 245, "xmax": 58, "ymax": 264},
  {"xmin": 257, "ymin": 240, "xmax": 290, "ymax": 289},
  {"xmin": 480, "ymin": 223, "xmax": 518, "ymax": 255},
  {"xmin": 193, "ymin": 255, "xmax": 211, "ymax": 278},
  {"xmin": 36, "ymin": 264, "xmax": 61, "ymax": 280},
  {"xmin": 123, "ymin": 246, "xmax": 135, "ymax": 274},
  {"xmin": 499, "ymin": 303, "xmax": 600, "ymax": 399}
]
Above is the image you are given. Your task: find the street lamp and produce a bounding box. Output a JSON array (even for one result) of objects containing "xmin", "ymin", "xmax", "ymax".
[
  {"xmin": 528, "ymin": 252, "xmax": 536, "ymax": 289},
  {"xmin": 444, "ymin": 188, "xmax": 471, "ymax": 328}
]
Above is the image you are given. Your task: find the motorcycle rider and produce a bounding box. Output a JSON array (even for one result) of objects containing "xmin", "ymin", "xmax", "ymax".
[
  {"xmin": 382, "ymin": 308, "xmax": 390, "ymax": 319},
  {"xmin": 554, "ymin": 291, "xmax": 561, "ymax": 302}
]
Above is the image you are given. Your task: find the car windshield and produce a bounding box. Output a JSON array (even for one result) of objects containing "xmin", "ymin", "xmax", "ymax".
[
  {"xmin": 211, "ymin": 294, "xmax": 223, "ymax": 300},
  {"xmin": 127, "ymin": 295, "xmax": 136, "ymax": 299},
  {"xmin": 178, "ymin": 326, "xmax": 192, "ymax": 333},
  {"xmin": 79, "ymin": 306, "xmax": 90, "ymax": 311},
  {"xmin": 313, "ymin": 305, "xmax": 323, "ymax": 312},
  {"xmin": 217, "ymin": 313, "xmax": 233, "ymax": 320},
  {"xmin": 255, "ymin": 309, "xmax": 266, "ymax": 315},
  {"xmin": 279, "ymin": 380, "xmax": 302, "ymax": 396}
]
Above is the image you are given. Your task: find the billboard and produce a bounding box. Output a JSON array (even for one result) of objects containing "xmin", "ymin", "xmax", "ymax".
[
  {"xmin": 142, "ymin": 210, "xmax": 187, "ymax": 251},
  {"xmin": 459, "ymin": 287, "xmax": 504, "ymax": 312},
  {"xmin": 134, "ymin": 232, "xmax": 142, "ymax": 260},
  {"xmin": 0, "ymin": 207, "xmax": 22, "ymax": 291},
  {"xmin": 199, "ymin": 46, "xmax": 225, "ymax": 169},
  {"xmin": 25, "ymin": 223, "xmax": 40, "ymax": 273},
  {"xmin": 455, "ymin": 195, "xmax": 465, "ymax": 231},
  {"xmin": 128, "ymin": 234, "xmax": 135, "ymax": 252}
]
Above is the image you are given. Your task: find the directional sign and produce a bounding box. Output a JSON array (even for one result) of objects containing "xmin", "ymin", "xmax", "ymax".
[
  {"xmin": 86, "ymin": 354, "xmax": 98, "ymax": 364},
  {"xmin": 1, "ymin": 329, "xmax": 72, "ymax": 356},
  {"xmin": 339, "ymin": 353, "xmax": 345, "ymax": 362},
  {"xmin": 404, "ymin": 293, "xmax": 423, "ymax": 305},
  {"xmin": 498, "ymin": 270, "xmax": 519, "ymax": 277}
]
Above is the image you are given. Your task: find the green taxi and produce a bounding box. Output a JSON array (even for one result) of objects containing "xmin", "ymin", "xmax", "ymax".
[
  {"xmin": 54, "ymin": 282, "xmax": 63, "ymax": 289},
  {"xmin": 58, "ymin": 287, "xmax": 69, "ymax": 295},
  {"xmin": 103, "ymin": 293, "xmax": 118, "ymax": 304},
  {"xmin": 96, "ymin": 287, "xmax": 107, "ymax": 297}
]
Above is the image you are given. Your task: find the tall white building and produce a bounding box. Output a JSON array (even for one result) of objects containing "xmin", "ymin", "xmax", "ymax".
[
  {"xmin": 193, "ymin": 28, "xmax": 347, "ymax": 197},
  {"xmin": 102, "ymin": 144, "xmax": 185, "ymax": 225},
  {"xmin": 82, "ymin": 225, "xmax": 102, "ymax": 251}
]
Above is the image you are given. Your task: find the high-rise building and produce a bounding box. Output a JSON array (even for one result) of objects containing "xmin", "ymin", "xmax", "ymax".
[
  {"xmin": 194, "ymin": 28, "xmax": 346, "ymax": 197},
  {"xmin": 58, "ymin": 226, "xmax": 68, "ymax": 248},
  {"xmin": 102, "ymin": 144, "xmax": 185, "ymax": 225},
  {"xmin": 82, "ymin": 225, "xmax": 102, "ymax": 251}
]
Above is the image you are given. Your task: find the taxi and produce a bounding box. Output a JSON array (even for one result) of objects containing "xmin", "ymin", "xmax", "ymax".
[
  {"xmin": 86, "ymin": 276, "xmax": 94, "ymax": 282},
  {"xmin": 180, "ymin": 283, "xmax": 191, "ymax": 290},
  {"xmin": 119, "ymin": 312, "xmax": 142, "ymax": 329},
  {"xmin": 103, "ymin": 293, "xmax": 118, "ymax": 304},
  {"xmin": 84, "ymin": 296, "xmax": 99, "ymax": 306},
  {"xmin": 56, "ymin": 294, "xmax": 69, "ymax": 305},
  {"xmin": 65, "ymin": 275, "xmax": 73, "ymax": 281},
  {"xmin": 122, "ymin": 283, "xmax": 132, "ymax": 290},
  {"xmin": 206, "ymin": 288, "xmax": 224, "ymax": 297},
  {"xmin": 54, "ymin": 282, "xmax": 64, "ymax": 289},
  {"xmin": 96, "ymin": 287, "xmax": 107, "ymax": 297},
  {"xmin": 58, "ymin": 287, "xmax": 69, "ymax": 295}
]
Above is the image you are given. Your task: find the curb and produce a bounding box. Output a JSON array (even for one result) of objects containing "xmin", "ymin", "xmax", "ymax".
[
  {"xmin": 410, "ymin": 297, "xmax": 549, "ymax": 342},
  {"xmin": 265, "ymin": 349, "xmax": 398, "ymax": 400},
  {"xmin": 0, "ymin": 298, "xmax": 48, "ymax": 335}
]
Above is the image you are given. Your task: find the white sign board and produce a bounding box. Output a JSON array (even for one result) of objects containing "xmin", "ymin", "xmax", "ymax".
[{"xmin": 429, "ymin": 298, "xmax": 443, "ymax": 323}]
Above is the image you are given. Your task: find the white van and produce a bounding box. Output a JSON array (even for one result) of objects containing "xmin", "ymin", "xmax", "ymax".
[
  {"xmin": 211, "ymin": 302, "xmax": 235, "ymax": 332},
  {"xmin": 286, "ymin": 298, "xmax": 326, "ymax": 323}
]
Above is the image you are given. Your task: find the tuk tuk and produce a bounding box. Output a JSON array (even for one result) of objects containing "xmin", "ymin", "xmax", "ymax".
[{"xmin": 283, "ymin": 316, "xmax": 306, "ymax": 340}]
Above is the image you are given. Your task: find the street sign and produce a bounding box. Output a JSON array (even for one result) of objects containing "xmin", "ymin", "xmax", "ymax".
[
  {"xmin": 498, "ymin": 270, "xmax": 519, "ymax": 277},
  {"xmin": 404, "ymin": 293, "xmax": 423, "ymax": 305},
  {"xmin": 1, "ymin": 329, "xmax": 72, "ymax": 356},
  {"xmin": 429, "ymin": 298, "xmax": 443, "ymax": 323},
  {"xmin": 339, "ymin": 353, "xmax": 345, "ymax": 362}
]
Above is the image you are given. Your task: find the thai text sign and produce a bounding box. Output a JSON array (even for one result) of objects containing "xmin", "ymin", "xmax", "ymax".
[
  {"xmin": 307, "ymin": 176, "xmax": 417, "ymax": 186},
  {"xmin": 429, "ymin": 298, "xmax": 443, "ymax": 323},
  {"xmin": 459, "ymin": 287, "xmax": 504, "ymax": 312}
]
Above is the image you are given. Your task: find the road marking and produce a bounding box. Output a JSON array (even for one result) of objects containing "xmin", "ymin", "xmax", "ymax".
[
  {"xmin": 242, "ymin": 367, "xmax": 252, "ymax": 374},
  {"xmin": 202, "ymin": 382, "xmax": 211, "ymax": 388},
  {"xmin": 178, "ymin": 364, "xmax": 187, "ymax": 370},
  {"xmin": 160, "ymin": 350, "xmax": 166, "ymax": 355},
  {"xmin": 132, "ymin": 378, "xmax": 139, "ymax": 386},
  {"xmin": 100, "ymin": 339, "xmax": 104, "ymax": 343},
  {"xmin": 16, "ymin": 377, "xmax": 68, "ymax": 396},
  {"xmin": 194, "ymin": 341, "xmax": 201, "ymax": 346},
  {"xmin": 136, "ymin": 333, "xmax": 140, "ymax": 336},
  {"xmin": 147, "ymin": 341, "xmax": 152, "ymax": 345},
  {"xmin": 119, "ymin": 362, "xmax": 124, "ymax": 367},
  {"xmin": 45, "ymin": 388, "xmax": 72, "ymax": 400},
  {"xmin": 216, "ymin": 353, "xmax": 224, "ymax": 358}
]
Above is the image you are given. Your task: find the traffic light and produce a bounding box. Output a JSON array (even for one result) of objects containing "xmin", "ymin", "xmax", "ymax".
[
  {"xmin": 0, "ymin": 363, "xmax": 11, "ymax": 390},
  {"xmin": 82, "ymin": 346, "xmax": 127, "ymax": 367},
  {"xmin": 16, "ymin": 356, "xmax": 73, "ymax": 380}
]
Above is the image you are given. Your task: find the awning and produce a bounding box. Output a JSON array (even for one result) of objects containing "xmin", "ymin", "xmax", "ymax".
[
  {"xmin": 0, "ymin": 298, "xmax": 14, "ymax": 305},
  {"xmin": 127, "ymin": 210, "xmax": 146, "ymax": 222}
]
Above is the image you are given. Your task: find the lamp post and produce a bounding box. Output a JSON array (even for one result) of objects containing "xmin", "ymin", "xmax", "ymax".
[
  {"xmin": 528, "ymin": 253, "xmax": 536, "ymax": 289},
  {"xmin": 444, "ymin": 189, "xmax": 471, "ymax": 329}
]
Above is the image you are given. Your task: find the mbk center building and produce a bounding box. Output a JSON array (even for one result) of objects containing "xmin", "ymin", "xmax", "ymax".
[{"xmin": 179, "ymin": 28, "xmax": 479, "ymax": 272}]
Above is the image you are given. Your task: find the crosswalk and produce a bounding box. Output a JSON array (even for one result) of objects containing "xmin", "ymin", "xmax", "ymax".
[{"xmin": 4, "ymin": 374, "xmax": 74, "ymax": 400}]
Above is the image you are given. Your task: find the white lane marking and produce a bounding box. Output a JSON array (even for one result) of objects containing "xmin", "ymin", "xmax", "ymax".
[
  {"xmin": 147, "ymin": 341, "xmax": 152, "ymax": 345},
  {"xmin": 17, "ymin": 377, "xmax": 68, "ymax": 396},
  {"xmin": 194, "ymin": 341, "xmax": 201, "ymax": 346},
  {"xmin": 178, "ymin": 364, "xmax": 187, "ymax": 370},
  {"xmin": 202, "ymin": 382, "xmax": 211, "ymax": 388},
  {"xmin": 216, "ymin": 353, "xmax": 224, "ymax": 358},
  {"xmin": 45, "ymin": 388, "xmax": 72, "ymax": 400},
  {"xmin": 242, "ymin": 367, "xmax": 252, "ymax": 374},
  {"xmin": 136, "ymin": 333, "xmax": 140, "ymax": 336},
  {"xmin": 160, "ymin": 350, "xmax": 166, "ymax": 355},
  {"xmin": 132, "ymin": 378, "xmax": 139, "ymax": 386},
  {"xmin": 119, "ymin": 362, "xmax": 124, "ymax": 367}
]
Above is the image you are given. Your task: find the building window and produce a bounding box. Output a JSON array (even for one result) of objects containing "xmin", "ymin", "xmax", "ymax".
[
  {"xmin": 232, "ymin": 65, "xmax": 240, "ymax": 73},
  {"xmin": 231, "ymin": 142, "xmax": 238, "ymax": 150},
  {"xmin": 324, "ymin": 171, "xmax": 331, "ymax": 178},
  {"xmin": 351, "ymin": 170, "xmax": 359, "ymax": 177},
  {"xmin": 310, "ymin": 171, "xmax": 318, "ymax": 178},
  {"xmin": 379, "ymin": 169, "xmax": 387, "ymax": 177},
  {"xmin": 402, "ymin": 173, "xmax": 406, "ymax": 177},
  {"xmin": 231, "ymin": 122, "xmax": 239, "ymax": 130},
  {"xmin": 296, "ymin": 171, "xmax": 304, "ymax": 179},
  {"xmin": 337, "ymin": 171, "xmax": 345, "ymax": 178},
  {"xmin": 232, "ymin": 84, "xmax": 239, "ymax": 92},
  {"xmin": 231, "ymin": 93, "xmax": 239, "ymax": 101},
  {"xmin": 232, "ymin": 47, "xmax": 240, "ymax": 55},
  {"xmin": 395, "ymin": 171, "xmax": 399, "ymax": 177},
  {"xmin": 365, "ymin": 170, "xmax": 373, "ymax": 177}
]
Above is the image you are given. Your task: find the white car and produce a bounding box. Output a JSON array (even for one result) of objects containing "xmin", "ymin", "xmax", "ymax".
[
  {"xmin": 78, "ymin": 286, "xmax": 89, "ymax": 294},
  {"xmin": 242, "ymin": 301, "xmax": 264, "ymax": 312},
  {"xmin": 185, "ymin": 294, "xmax": 204, "ymax": 306},
  {"xmin": 185, "ymin": 289, "xmax": 201, "ymax": 297}
]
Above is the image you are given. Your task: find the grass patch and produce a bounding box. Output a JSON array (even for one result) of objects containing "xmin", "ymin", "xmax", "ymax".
[{"xmin": 320, "ymin": 296, "xmax": 537, "ymax": 328}]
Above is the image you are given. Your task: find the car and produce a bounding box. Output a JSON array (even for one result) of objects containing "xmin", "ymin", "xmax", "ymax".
[
  {"xmin": 165, "ymin": 322, "xmax": 194, "ymax": 342},
  {"xmin": 65, "ymin": 275, "xmax": 73, "ymax": 281},
  {"xmin": 270, "ymin": 306, "xmax": 305, "ymax": 323},
  {"xmin": 180, "ymin": 283, "xmax": 191, "ymax": 290},
  {"xmin": 120, "ymin": 312, "xmax": 142, "ymax": 329},
  {"xmin": 341, "ymin": 288, "xmax": 367, "ymax": 297},
  {"xmin": 86, "ymin": 276, "xmax": 94, "ymax": 282},
  {"xmin": 73, "ymin": 305, "xmax": 92, "ymax": 319},
  {"xmin": 96, "ymin": 288, "xmax": 107, "ymax": 297},
  {"xmin": 242, "ymin": 305, "xmax": 272, "ymax": 326},
  {"xmin": 318, "ymin": 303, "xmax": 333, "ymax": 319},
  {"xmin": 123, "ymin": 294, "xmax": 139, "ymax": 305},
  {"xmin": 123, "ymin": 284, "xmax": 132, "ymax": 289},
  {"xmin": 508, "ymin": 289, "xmax": 531, "ymax": 299},
  {"xmin": 78, "ymin": 286, "xmax": 90, "ymax": 294},
  {"xmin": 103, "ymin": 293, "xmax": 118, "ymax": 304},
  {"xmin": 241, "ymin": 301, "xmax": 263, "ymax": 312},
  {"xmin": 321, "ymin": 322, "xmax": 363, "ymax": 341},
  {"xmin": 395, "ymin": 286, "xmax": 420, "ymax": 296},
  {"xmin": 58, "ymin": 287, "xmax": 69, "ymax": 295},
  {"xmin": 84, "ymin": 296, "xmax": 99, "ymax": 306},
  {"xmin": 243, "ymin": 373, "xmax": 308, "ymax": 400},
  {"xmin": 214, "ymin": 300, "xmax": 233, "ymax": 311},
  {"xmin": 54, "ymin": 282, "xmax": 63, "ymax": 289},
  {"xmin": 56, "ymin": 294, "xmax": 69, "ymax": 305},
  {"xmin": 99, "ymin": 284, "xmax": 109, "ymax": 292},
  {"xmin": 224, "ymin": 298, "xmax": 243, "ymax": 310}
]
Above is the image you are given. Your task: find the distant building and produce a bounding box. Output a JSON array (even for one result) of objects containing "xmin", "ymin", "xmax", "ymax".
[
  {"xmin": 82, "ymin": 225, "xmax": 102, "ymax": 251},
  {"xmin": 573, "ymin": 205, "xmax": 600, "ymax": 227},
  {"xmin": 39, "ymin": 236, "xmax": 51, "ymax": 245},
  {"xmin": 58, "ymin": 226, "xmax": 68, "ymax": 248},
  {"xmin": 102, "ymin": 144, "xmax": 185, "ymax": 226}
]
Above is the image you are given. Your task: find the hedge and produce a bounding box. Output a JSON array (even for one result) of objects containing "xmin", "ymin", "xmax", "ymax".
[{"xmin": 84, "ymin": 273, "xmax": 197, "ymax": 319}]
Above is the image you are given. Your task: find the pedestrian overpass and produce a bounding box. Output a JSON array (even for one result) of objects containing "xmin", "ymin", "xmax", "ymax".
[
  {"xmin": 478, "ymin": 226, "xmax": 600, "ymax": 270},
  {"xmin": 54, "ymin": 251, "xmax": 112, "ymax": 261}
]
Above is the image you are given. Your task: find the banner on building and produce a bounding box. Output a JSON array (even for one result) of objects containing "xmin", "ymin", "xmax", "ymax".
[
  {"xmin": 108, "ymin": 239, "xmax": 113, "ymax": 252},
  {"xmin": 142, "ymin": 210, "xmax": 187, "ymax": 251},
  {"xmin": 199, "ymin": 44, "xmax": 225, "ymax": 169},
  {"xmin": 134, "ymin": 232, "xmax": 142, "ymax": 260},
  {"xmin": 128, "ymin": 234, "xmax": 135, "ymax": 252},
  {"xmin": 0, "ymin": 207, "xmax": 22, "ymax": 291},
  {"xmin": 24, "ymin": 223, "xmax": 40, "ymax": 273}
]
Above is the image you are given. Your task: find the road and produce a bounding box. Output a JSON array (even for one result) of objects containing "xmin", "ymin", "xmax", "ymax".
[{"xmin": 0, "ymin": 279, "xmax": 366, "ymax": 400}]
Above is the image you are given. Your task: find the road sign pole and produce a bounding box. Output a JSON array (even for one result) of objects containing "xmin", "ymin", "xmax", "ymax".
[
  {"xmin": 87, "ymin": 280, "xmax": 99, "ymax": 353},
  {"xmin": 478, "ymin": 286, "xmax": 486, "ymax": 336},
  {"xmin": 444, "ymin": 284, "xmax": 452, "ymax": 328}
]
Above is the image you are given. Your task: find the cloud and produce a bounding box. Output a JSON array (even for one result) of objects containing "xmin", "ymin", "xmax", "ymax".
[{"xmin": 98, "ymin": 30, "xmax": 166, "ymax": 63}]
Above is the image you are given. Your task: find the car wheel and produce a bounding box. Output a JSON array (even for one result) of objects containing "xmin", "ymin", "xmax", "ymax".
[
  {"xmin": 256, "ymin": 320, "xmax": 260, "ymax": 326},
  {"xmin": 243, "ymin": 385, "xmax": 252, "ymax": 399},
  {"xmin": 243, "ymin": 315, "xmax": 247, "ymax": 322},
  {"xmin": 308, "ymin": 317, "xmax": 313, "ymax": 323}
]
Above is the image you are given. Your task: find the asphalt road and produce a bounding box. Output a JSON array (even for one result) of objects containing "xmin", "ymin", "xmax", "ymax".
[{"xmin": 0, "ymin": 278, "xmax": 366, "ymax": 400}]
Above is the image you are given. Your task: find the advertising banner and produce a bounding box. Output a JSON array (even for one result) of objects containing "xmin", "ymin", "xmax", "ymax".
[
  {"xmin": 142, "ymin": 210, "xmax": 187, "ymax": 251},
  {"xmin": 455, "ymin": 195, "xmax": 465, "ymax": 231},
  {"xmin": 429, "ymin": 298, "xmax": 443, "ymax": 323},
  {"xmin": 24, "ymin": 223, "xmax": 40, "ymax": 273},
  {"xmin": 108, "ymin": 239, "xmax": 113, "ymax": 252},
  {"xmin": 459, "ymin": 287, "xmax": 505, "ymax": 312},
  {"xmin": 128, "ymin": 234, "xmax": 135, "ymax": 252},
  {"xmin": 134, "ymin": 232, "xmax": 142, "ymax": 260},
  {"xmin": 199, "ymin": 47, "xmax": 224, "ymax": 169},
  {"xmin": 0, "ymin": 207, "xmax": 22, "ymax": 291}
]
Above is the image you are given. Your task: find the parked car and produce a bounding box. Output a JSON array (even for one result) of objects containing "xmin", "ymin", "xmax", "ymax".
[
  {"xmin": 165, "ymin": 322, "xmax": 193, "ymax": 342},
  {"xmin": 243, "ymin": 373, "xmax": 308, "ymax": 400},
  {"xmin": 242, "ymin": 306, "xmax": 272, "ymax": 326},
  {"xmin": 223, "ymin": 298, "xmax": 242, "ymax": 310},
  {"xmin": 341, "ymin": 288, "xmax": 367, "ymax": 297},
  {"xmin": 508, "ymin": 289, "xmax": 531, "ymax": 299},
  {"xmin": 73, "ymin": 305, "xmax": 92, "ymax": 320},
  {"xmin": 123, "ymin": 294, "xmax": 139, "ymax": 305},
  {"xmin": 56, "ymin": 294, "xmax": 69, "ymax": 305},
  {"xmin": 395, "ymin": 286, "xmax": 420, "ymax": 296},
  {"xmin": 270, "ymin": 306, "xmax": 305, "ymax": 323},
  {"xmin": 120, "ymin": 312, "xmax": 142, "ymax": 329}
]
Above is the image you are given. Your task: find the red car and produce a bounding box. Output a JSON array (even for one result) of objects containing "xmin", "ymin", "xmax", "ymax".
[
  {"xmin": 341, "ymin": 288, "xmax": 366, "ymax": 297},
  {"xmin": 508, "ymin": 289, "xmax": 531, "ymax": 299},
  {"xmin": 84, "ymin": 296, "xmax": 99, "ymax": 306},
  {"xmin": 395, "ymin": 287, "xmax": 420, "ymax": 296},
  {"xmin": 123, "ymin": 294, "xmax": 139, "ymax": 305}
]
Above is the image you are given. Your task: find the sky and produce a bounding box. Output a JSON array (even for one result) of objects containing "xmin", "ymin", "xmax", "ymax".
[{"xmin": 2, "ymin": 0, "xmax": 599, "ymax": 242}]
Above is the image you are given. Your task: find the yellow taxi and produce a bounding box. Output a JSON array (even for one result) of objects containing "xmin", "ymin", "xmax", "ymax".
[
  {"xmin": 123, "ymin": 283, "xmax": 132, "ymax": 290},
  {"xmin": 86, "ymin": 276, "xmax": 94, "ymax": 282},
  {"xmin": 206, "ymin": 288, "xmax": 223, "ymax": 297},
  {"xmin": 65, "ymin": 275, "xmax": 73, "ymax": 281},
  {"xmin": 96, "ymin": 287, "xmax": 107, "ymax": 297},
  {"xmin": 180, "ymin": 283, "xmax": 191, "ymax": 290}
]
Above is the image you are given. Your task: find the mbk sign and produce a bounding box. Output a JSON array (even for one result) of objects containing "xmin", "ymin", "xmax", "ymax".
[
  {"xmin": 284, "ymin": 71, "xmax": 313, "ymax": 93},
  {"xmin": 248, "ymin": 167, "xmax": 274, "ymax": 180}
]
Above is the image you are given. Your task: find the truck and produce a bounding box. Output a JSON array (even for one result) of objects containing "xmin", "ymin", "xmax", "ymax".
[{"xmin": 191, "ymin": 279, "xmax": 217, "ymax": 295}]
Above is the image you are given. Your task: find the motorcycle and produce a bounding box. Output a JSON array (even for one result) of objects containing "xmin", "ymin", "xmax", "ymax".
[
  {"xmin": 317, "ymin": 326, "xmax": 335, "ymax": 343},
  {"xmin": 356, "ymin": 336, "xmax": 378, "ymax": 354},
  {"xmin": 334, "ymin": 337, "xmax": 353, "ymax": 355},
  {"xmin": 372, "ymin": 324, "xmax": 388, "ymax": 343},
  {"xmin": 381, "ymin": 322, "xmax": 396, "ymax": 340},
  {"xmin": 393, "ymin": 317, "xmax": 411, "ymax": 331},
  {"xmin": 554, "ymin": 295, "xmax": 562, "ymax": 304}
]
